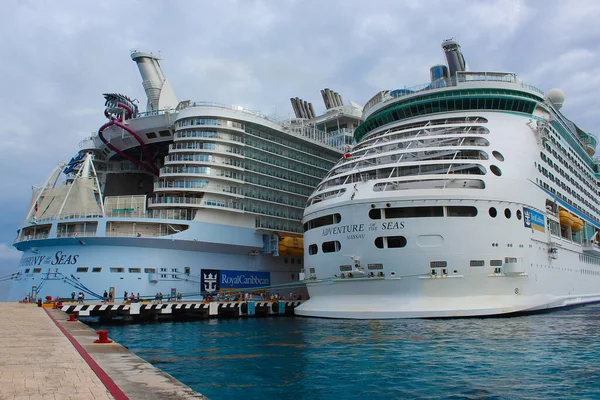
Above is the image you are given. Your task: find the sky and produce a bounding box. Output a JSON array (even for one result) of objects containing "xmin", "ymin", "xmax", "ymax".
[{"xmin": 1, "ymin": 0, "xmax": 600, "ymax": 287}]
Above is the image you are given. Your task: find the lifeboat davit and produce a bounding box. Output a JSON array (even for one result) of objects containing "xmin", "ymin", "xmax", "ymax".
[{"xmin": 278, "ymin": 237, "xmax": 304, "ymax": 257}]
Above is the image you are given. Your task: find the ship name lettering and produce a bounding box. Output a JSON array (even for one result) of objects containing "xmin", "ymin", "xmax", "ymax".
[
  {"xmin": 347, "ymin": 234, "xmax": 365, "ymax": 240},
  {"xmin": 19, "ymin": 255, "xmax": 46, "ymax": 267},
  {"xmin": 322, "ymin": 224, "xmax": 365, "ymax": 236},
  {"xmin": 51, "ymin": 251, "xmax": 79, "ymax": 265},
  {"xmin": 382, "ymin": 221, "xmax": 405, "ymax": 230}
]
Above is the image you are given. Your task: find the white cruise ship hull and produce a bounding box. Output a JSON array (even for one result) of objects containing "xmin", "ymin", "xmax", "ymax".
[
  {"xmin": 296, "ymin": 200, "xmax": 600, "ymax": 319},
  {"xmin": 10, "ymin": 218, "xmax": 300, "ymax": 302}
]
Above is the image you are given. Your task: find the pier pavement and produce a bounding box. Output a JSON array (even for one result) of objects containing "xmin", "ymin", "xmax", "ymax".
[{"xmin": 0, "ymin": 303, "xmax": 206, "ymax": 400}]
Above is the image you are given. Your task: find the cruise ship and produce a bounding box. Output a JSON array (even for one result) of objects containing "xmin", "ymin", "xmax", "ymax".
[
  {"xmin": 8, "ymin": 52, "xmax": 361, "ymax": 302},
  {"xmin": 295, "ymin": 40, "xmax": 600, "ymax": 319}
]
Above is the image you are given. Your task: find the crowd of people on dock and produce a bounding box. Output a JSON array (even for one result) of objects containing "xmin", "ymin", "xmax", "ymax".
[{"xmin": 22, "ymin": 289, "xmax": 307, "ymax": 305}]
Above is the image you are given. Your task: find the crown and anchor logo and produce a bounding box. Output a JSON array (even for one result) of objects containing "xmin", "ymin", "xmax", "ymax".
[{"xmin": 202, "ymin": 270, "xmax": 219, "ymax": 293}]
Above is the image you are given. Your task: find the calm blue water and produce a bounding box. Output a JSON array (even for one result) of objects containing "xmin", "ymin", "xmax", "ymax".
[{"xmin": 94, "ymin": 304, "xmax": 600, "ymax": 400}]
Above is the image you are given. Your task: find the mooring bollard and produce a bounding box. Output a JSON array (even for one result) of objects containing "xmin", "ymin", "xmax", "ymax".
[
  {"xmin": 94, "ymin": 330, "xmax": 113, "ymax": 344},
  {"xmin": 67, "ymin": 314, "xmax": 76, "ymax": 322}
]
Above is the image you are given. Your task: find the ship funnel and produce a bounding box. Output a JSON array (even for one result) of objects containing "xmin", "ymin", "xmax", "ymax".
[
  {"xmin": 441, "ymin": 39, "xmax": 467, "ymax": 78},
  {"xmin": 131, "ymin": 51, "xmax": 178, "ymax": 111},
  {"xmin": 321, "ymin": 88, "xmax": 344, "ymax": 109},
  {"xmin": 290, "ymin": 97, "xmax": 315, "ymax": 118}
]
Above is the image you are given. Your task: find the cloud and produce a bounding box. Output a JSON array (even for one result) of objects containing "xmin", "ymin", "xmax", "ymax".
[
  {"xmin": 0, "ymin": 243, "xmax": 21, "ymax": 268},
  {"xmin": 1, "ymin": 0, "xmax": 600, "ymax": 254}
]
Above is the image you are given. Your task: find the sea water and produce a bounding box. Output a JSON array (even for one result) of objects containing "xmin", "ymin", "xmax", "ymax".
[{"xmin": 94, "ymin": 304, "xmax": 600, "ymax": 399}]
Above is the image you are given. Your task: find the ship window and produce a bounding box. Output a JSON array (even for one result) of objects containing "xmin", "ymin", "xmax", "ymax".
[
  {"xmin": 504, "ymin": 208, "xmax": 512, "ymax": 219},
  {"xmin": 159, "ymin": 130, "xmax": 171, "ymax": 137},
  {"xmin": 470, "ymin": 260, "xmax": 485, "ymax": 267},
  {"xmin": 369, "ymin": 209, "xmax": 382, "ymax": 219},
  {"xmin": 308, "ymin": 244, "xmax": 318, "ymax": 255},
  {"xmin": 375, "ymin": 236, "xmax": 407, "ymax": 248},
  {"xmin": 368, "ymin": 264, "xmax": 384, "ymax": 270},
  {"xmin": 430, "ymin": 261, "xmax": 447, "ymax": 268},
  {"xmin": 340, "ymin": 265, "xmax": 352, "ymax": 272},
  {"xmin": 490, "ymin": 165, "xmax": 502, "ymax": 176},
  {"xmin": 490, "ymin": 260, "xmax": 503, "ymax": 267},
  {"xmin": 146, "ymin": 132, "xmax": 157, "ymax": 139},
  {"xmin": 92, "ymin": 267, "xmax": 102, "ymax": 273},
  {"xmin": 492, "ymin": 151, "xmax": 505, "ymax": 162},
  {"xmin": 76, "ymin": 267, "xmax": 88, "ymax": 273},
  {"xmin": 144, "ymin": 268, "xmax": 156, "ymax": 273},
  {"xmin": 128, "ymin": 268, "xmax": 141, "ymax": 273},
  {"xmin": 291, "ymin": 258, "xmax": 295, "ymax": 264},
  {"xmin": 24, "ymin": 269, "xmax": 30, "ymax": 273},
  {"xmin": 185, "ymin": 267, "xmax": 191, "ymax": 274},
  {"xmin": 385, "ymin": 206, "xmax": 443, "ymax": 219},
  {"xmin": 322, "ymin": 241, "xmax": 341, "ymax": 253},
  {"xmin": 309, "ymin": 268, "xmax": 316, "ymax": 273},
  {"xmin": 387, "ymin": 236, "xmax": 407, "ymax": 248},
  {"xmin": 446, "ymin": 206, "xmax": 478, "ymax": 217},
  {"xmin": 549, "ymin": 219, "xmax": 560, "ymax": 237},
  {"xmin": 110, "ymin": 267, "xmax": 125, "ymax": 273},
  {"xmin": 489, "ymin": 207, "xmax": 497, "ymax": 218},
  {"xmin": 304, "ymin": 213, "xmax": 342, "ymax": 232},
  {"xmin": 33, "ymin": 268, "xmax": 41, "ymax": 273}
]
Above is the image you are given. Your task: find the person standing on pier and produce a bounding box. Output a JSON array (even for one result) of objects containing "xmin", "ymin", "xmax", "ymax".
[
  {"xmin": 124, "ymin": 291, "xmax": 128, "ymax": 303},
  {"xmin": 103, "ymin": 290, "xmax": 108, "ymax": 304}
]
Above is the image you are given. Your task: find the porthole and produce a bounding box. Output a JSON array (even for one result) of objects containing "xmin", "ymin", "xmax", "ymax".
[
  {"xmin": 492, "ymin": 151, "xmax": 505, "ymax": 162},
  {"xmin": 504, "ymin": 208, "xmax": 511, "ymax": 219},
  {"xmin": 490, "ymin": 165, "xmax": 502, "ymax": 176},
  {"xmin": 489, "ymin": 207, "xmax": 497, "ymax": 218},
  {"xmin": 516, "ymin": 210, "xmax": 522, "ymax": 220}
]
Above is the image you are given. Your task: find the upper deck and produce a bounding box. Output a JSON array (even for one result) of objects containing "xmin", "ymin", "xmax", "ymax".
[{"xmin": 357, "ymin": 72, "xmax": 546, "ymax": 143}]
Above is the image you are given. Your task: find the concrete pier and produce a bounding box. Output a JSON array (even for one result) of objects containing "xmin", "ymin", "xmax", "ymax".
[{"xmin": 0, "ymin": 303, "xmax": 206, "ymax": 399}]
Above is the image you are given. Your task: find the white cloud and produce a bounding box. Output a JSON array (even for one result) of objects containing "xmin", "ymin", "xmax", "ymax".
[
  {"xmin": 0, "ymin": 0, "xmax": 600, "ymax": 249},
  {"xmin": 0, "ymin": 243, "xmax": 20, "ymax": 264}
]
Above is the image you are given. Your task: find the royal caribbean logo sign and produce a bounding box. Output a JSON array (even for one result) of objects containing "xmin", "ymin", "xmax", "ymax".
[{"xmin": 201, "ymin": 269, "xmax": 271, "ymax": 293}]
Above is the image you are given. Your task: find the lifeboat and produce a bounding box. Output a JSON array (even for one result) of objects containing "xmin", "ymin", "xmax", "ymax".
[
  {"xmin": 559, "ymin": 209, "xmax": 574, "ymax": 227},
  {"xmin": 571, "ymin": 217, "xmax": 584, "ymax": 232},
  {"xmin": 278, "ymin": 237, "xmax": 304, "ymax": 257}
]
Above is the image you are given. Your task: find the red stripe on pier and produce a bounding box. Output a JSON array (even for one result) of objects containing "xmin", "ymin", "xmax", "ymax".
[{"xmin": 45, "ymin": 309, "xmax": 129, "ymax": 400}]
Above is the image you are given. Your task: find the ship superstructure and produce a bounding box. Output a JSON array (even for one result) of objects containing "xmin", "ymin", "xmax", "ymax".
[
  {"xmin": 8, "ymin": 52, "xmax": 362, "ymax": 302},
  {"xmin": 295, "ymin": 40, "xmax": 600, "ymax": 319}
]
